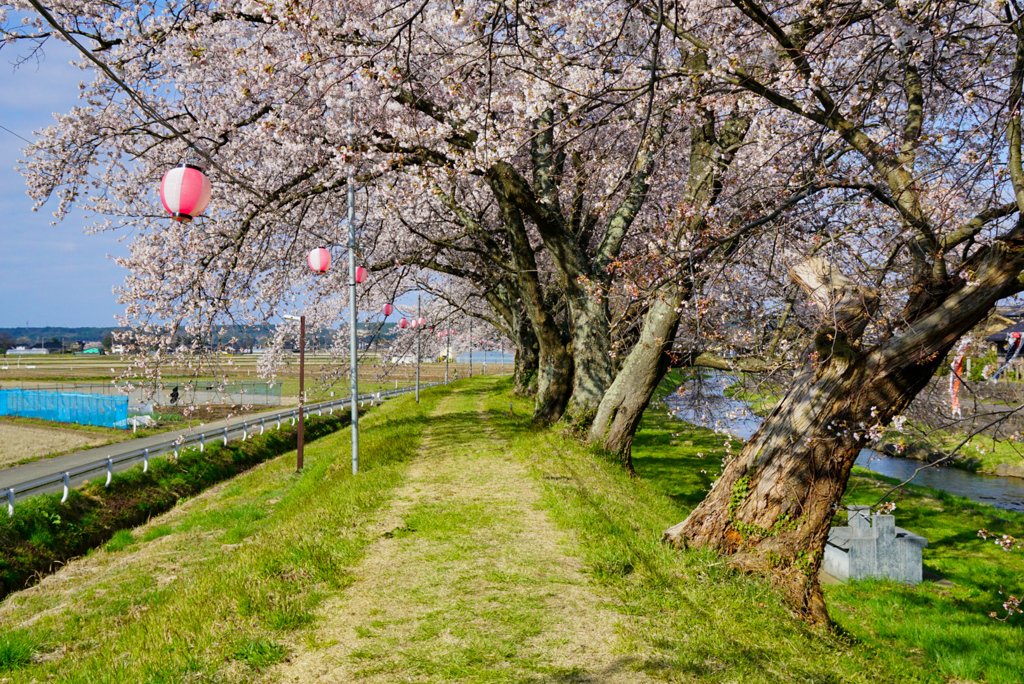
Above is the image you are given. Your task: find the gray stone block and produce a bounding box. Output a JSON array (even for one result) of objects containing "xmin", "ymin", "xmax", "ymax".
[{"xmin": 823, "ymin": 506, "xmax": 928, "ymax": 584}]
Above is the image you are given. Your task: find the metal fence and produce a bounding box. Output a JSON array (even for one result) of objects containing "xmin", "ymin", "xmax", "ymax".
[
  {"xmin": 0, "ymin": 389, "xmax": 129, "ymax": 429},
  {"xmin": 3, "ymin": 382, "xmax": 441, "ymax": 515}
]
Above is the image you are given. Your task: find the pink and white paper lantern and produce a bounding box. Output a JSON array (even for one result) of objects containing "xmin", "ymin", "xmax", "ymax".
[
  {"xmin": 355, "ymin": 266, "xmax": 367, "ymax": 283},
  {"xmin": 160, "ymin": 164, "xmax": 212, "ymax": 222},
  {"xmin": 382, "ymin": 303, "xmax": 393, "ymax": 316},
  {"xmin": 399, "ymin": 318, "xmax": 408, "ymax": 328},
  {"xmin": 307, "ymin": 248, "xmax": 331, "ymax": 273}
]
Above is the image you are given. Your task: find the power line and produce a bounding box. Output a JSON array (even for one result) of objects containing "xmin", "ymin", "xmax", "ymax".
[{"xmin": 0, "ymin": 123, "xmax": 32, "ymax": 144}]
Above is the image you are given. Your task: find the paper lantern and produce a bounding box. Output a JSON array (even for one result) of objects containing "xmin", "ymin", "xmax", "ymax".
[
  {"xmin": 382, "ymin": 303, "xmax": 393, "ymax": 316},
  {"xmin": 160, "ymin": 164, "xmax": 211, "ymax": 222},
  {"xmin": 355, "ymin": 266, "xmax": 367, "ymax": 283},
  {"xmin": 418, "ymin": 317, "xmax": 425, "ymax": 326},
  {"xmin": 399, "ymin": 318, "xmax": 408, "ymax": 328},
  {"xmin": 411, "ymin": 319, "xmax": 418, "ymax": 328},
  {"xmin": 307, "ymin": 248, "xmax": 331, "ymax": 273}
]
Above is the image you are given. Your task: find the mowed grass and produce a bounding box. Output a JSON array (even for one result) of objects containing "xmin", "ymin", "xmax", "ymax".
[
  {"xmin": 475, "ymin": 382, "xmax": 934, "ymax": 683},
  {"xmin": 629, "ymin": 373, "xmax": 1024, "ymax": 683},
  {"xmin": 3, "ymin": 374, "xmax": 1022, "ymax": 682},
  {"xmin": 0, "ymin": 384, "xmax": 452, "ymax": 682}
]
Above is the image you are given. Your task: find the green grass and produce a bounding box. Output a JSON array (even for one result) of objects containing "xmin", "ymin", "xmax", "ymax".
[
  {"xmin": 914, "ymin": 428, "xmax": 1024, "ymax": 474},
  {"xmin": 232, "ymin": 638, "xmax": 288, "ymax": 669},
  {"xmin": 3, "ymin": 376, "xmax": 1022, "ymax": 682},
  {"xmin": 0, "ymin": 630, "xmax": 37, "ymax": 672},
  {"xmin": 103, "ymin": 529, "xmax": 135, "ymax": 553},
  {"xmin": 0, "ymin": 384, "xmax": 452, "ymax": 682},
  {"xmin": 624, "ymin": 374, "xmax": 1024, "ymax": 683},
  {"xmin": 828, "ymin": 469, "xmax": 1024, "ymax": 682},
  {"xmin": 475, "ymin": 381, "xmax": 918, "ymax": 682}
]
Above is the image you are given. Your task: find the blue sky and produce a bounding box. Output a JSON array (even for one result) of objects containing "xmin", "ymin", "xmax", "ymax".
[{"xmin": 0, "ymin": 39, "xmax": 128, "ymax": 327}]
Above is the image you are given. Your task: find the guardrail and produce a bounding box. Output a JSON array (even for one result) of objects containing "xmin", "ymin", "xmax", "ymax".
[{"xmin": 4, "ymin": 382, "xmax": 441, "ymax": 516}]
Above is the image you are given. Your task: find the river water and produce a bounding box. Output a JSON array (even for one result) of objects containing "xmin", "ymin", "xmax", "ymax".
[{"xmin": 665, "ymin": 374, "xmax": 1024, "ymax": 512}]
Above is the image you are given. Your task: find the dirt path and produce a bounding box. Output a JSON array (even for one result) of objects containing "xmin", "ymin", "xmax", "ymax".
[{"xmin": 268, "ymin": 384, "xmax": 655, "ymax": 683}]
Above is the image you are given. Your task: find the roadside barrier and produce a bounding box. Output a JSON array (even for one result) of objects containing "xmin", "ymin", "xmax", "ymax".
[{"xmin": 3, "ymin": 383, "xmax": 440, "ymax": 516}]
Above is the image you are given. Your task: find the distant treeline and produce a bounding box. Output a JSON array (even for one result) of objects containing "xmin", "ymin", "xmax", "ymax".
[
  {"xmin": 0, "ymin": 323, "xmax": 403, "ymax": 353},
  {"xmin": 0, "ymin": 327, "xmax": 124, "ymax": 348}
]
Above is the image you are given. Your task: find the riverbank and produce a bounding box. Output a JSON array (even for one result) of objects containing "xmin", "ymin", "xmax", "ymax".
[
  {"xmin": 639, "ymin": 371, "xmax": 1024, "ymax": 681},
  {"xmin": 724, "ymin": 380, "xmax": 1024, "ymax": 478}
]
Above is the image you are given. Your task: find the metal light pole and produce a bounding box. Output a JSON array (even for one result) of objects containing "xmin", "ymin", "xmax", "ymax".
[
  {"xmin": 282, "ymin": 314, "xmax": 305, "ymax": 472},
  {"xmin": 415, "ymin": 293, "xmax": 421, "ymax": 403},
  {"xmin": 445, "ymin": 328, "xmax": 450, "ymax": 384},
  {"xmin": 468, "ymin": 318, "xmax": 473, "ymax": 378},
  {"xmin": 347, "ymin": 82, "xmax": 359, "ymax": 476}
]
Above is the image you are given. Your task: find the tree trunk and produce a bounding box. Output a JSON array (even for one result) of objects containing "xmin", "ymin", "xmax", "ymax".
[
  {"xmin": 513, "ymin": 312, "xmax": 540, "ymax": 395},
  {"xmin": 589, "ymin": 293, "xmax": 683, "ymax": 470},
  {"xmin": 564, "ymin": 290, "xmax": 615, "ymax": 423},
  {"xmin": 664, "ymin": 237, "xmax": 1024, "ymax": 622},
  {"xmin": 487, "ymin": 165, "xmax": 573, "ymax": 423}
]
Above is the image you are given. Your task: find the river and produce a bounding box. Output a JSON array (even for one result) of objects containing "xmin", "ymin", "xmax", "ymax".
[{"xmin": 665, "ymin": 374, "xmax": 1024, "ymax": 512}]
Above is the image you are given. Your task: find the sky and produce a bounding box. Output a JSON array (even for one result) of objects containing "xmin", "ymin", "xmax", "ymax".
[{"xmin": 0, "ymin": 38, "xmax": 128, "ymax": 328}]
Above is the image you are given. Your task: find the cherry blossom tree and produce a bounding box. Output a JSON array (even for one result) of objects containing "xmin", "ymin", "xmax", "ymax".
[
  {"xmin": 2, "ymin": 0, "xmax": 704, "ymax": 424},
  {"xmin": 653, "ymin": 0, "xmax": 1024, "ymax": 621}
]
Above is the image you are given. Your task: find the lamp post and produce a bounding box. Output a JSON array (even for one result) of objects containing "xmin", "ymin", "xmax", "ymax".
[
  {"xmin": 282, "ymin": 314, "xmax": 305, "ymax": 472},
  {"xmin": 468, "ymin": 319, "xmax": 473, "ymax": 378},
  {"xmin": 415, "ymin": 294, "xmax": 421, "ymax": 403},
  {"xmin": 346, "ymin": 82, "xmax": 361, "ymax": 476}
]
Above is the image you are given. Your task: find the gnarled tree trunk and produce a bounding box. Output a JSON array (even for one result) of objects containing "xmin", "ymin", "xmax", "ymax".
[{"xmin": 664, "ymin": 238, "xmax": 1024, "ymax": 622}]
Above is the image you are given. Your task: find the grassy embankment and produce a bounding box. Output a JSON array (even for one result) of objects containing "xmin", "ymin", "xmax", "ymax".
[
  {"xmin": 0, "ymin": 385, "xmax": 452, "ymax": 680},
  {"xmin": 636, "ymin": 370, "xmax": 1024, "ymax": 682},
  {"xmin": 1, "ymin": 375, "xmax": 1021, "ymax": 682}
]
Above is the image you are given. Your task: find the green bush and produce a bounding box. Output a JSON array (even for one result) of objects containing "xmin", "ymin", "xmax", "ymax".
[{"xmin": 0, "ymin": 413, "xmax": 350, "ymax": 599}]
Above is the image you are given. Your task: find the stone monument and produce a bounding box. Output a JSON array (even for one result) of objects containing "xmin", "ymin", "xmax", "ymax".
[{"xmin": 822, "ymin": 505, "xmax": 928, "ymax": 584}]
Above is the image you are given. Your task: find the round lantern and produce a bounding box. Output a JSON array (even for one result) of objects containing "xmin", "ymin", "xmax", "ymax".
[
  {"xmin": 418, "ymin": 317, "xmax": 425, "ymax": 326},
  {"xmin": 399, "ymin": 318, "xmax": 408, "ymax": 328},
  {"xmin": 411, "ymin": 319, "xmax": 418, "ymax": 328},
  {"xmin": 355, "ymin": 266, "xmax": 367, "ymax": 283},
  {"xmin": 160, "ymin": 164, "xmax": 212, "ymax": 222},
  {"xmin": 382, "ymin": 303, "xmax": 393, "ymax": 316},
  {"xmin": 307, "ymin": 248, "xmax": 331, "ymax": 273}
]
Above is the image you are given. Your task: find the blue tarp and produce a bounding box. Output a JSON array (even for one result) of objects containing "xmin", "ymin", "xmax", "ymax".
[{"xmin": 0, "ymin": 389, "xmax": 129, "ymax": 429}]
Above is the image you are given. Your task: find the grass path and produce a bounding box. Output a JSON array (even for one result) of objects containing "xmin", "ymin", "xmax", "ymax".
[{"xmin": 270, "ymin": 381, "xmax": 655, "ymax": 683}]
